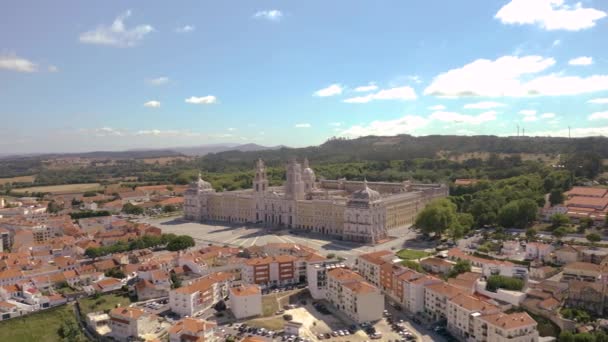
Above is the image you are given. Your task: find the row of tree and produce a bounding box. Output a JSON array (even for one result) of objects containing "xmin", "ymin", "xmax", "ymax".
[{"xmin": 84, "ymin": 233, "xmax": 195, "ymax": 258}]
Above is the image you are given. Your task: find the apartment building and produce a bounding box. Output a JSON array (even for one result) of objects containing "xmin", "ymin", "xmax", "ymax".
[
  {"xmin": 562, "ymin": 262, "xmax": 601, "ymax": 283},
  {"xmin": 229, "ymin": 284, "xmax": 262, "ymax": 319},
  {"xmin": 424, "ymin": 282, "xmax": 465, "ymax": 321},
  {"xmin": 108, "ymin": 307, "xmax": 158, "ymax": 342},
  {"xmin": 446, "ymin": 294, "xmax": 501, "ymax": 340},
  {"xmin": 326, "ymin": 268, "xmax": 384, "ymax": 323},
  {"xmin": 355, "ymin": 250, "xmax": 393, "ymax": 287},
  {"xmin": 524, "ymin": 242, "xmax": 554, "ymax": 261},
  {"xmin": 478, "ymin": 312, "xmax": 539, "ymax": 342},
  {"xmin": 306, "ymin": 260, "xmax": 345, "ymax": 300},
  {"xmin": 169, "ymin": 272, "xmax": 233, "ymax": 317},
  {"xmin": 168, "ymin": 317, "xmax": 217, "ymax": 342},
  {"xmin": 241, "ymin": 255, "xmax": 298, "ymax": 287}
]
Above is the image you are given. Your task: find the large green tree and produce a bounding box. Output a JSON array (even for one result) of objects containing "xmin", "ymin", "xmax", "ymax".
[
  {"xmin": 498, "ymin": 199, "xmax": 538, "ymax": 228},
  {"xmin": 415, "ymin": 198, "xmax": 461, "ymax": 238}
]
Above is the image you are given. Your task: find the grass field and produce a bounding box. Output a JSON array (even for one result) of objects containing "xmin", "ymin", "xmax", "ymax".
[
  {"xmin": 246, "ymin": 317, "xmax": 286, "ymax": 331},
  {"xmin": 0, "ymin": 305, "xmax": 82, "ymax": 342},
  {"xmin": 262, "ymin": 294, "xmax": 280, "ymax": 317},
  {"xmin": 0, "ymin": 175, "xmax": 36, "ymax": 185},
  {"xmin": 13, "ymin": 183, "xmax": 101, "ymax": 194},
  {"xmin": 396, "ymin": 249, "xmax": 432, "ymax": 260},
  {"xmin": 78, "ymin": 293, "xmax": 132, "ymax": 314}
]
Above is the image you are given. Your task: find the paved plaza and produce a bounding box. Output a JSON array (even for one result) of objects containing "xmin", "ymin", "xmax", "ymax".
[{"xmin": 142, "ymin": 217, "xmax": 432, "ymax": 263}]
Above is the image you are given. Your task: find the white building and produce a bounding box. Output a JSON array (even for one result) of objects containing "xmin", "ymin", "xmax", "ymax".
[
  {"xmin": 306, "ymin": 260, "xmax": 345, "ymax": 300},
  {"xmin": 229, "ymin": 284, "xmax": 262, "ymax": 319},
  {"xmin": 524, "ymin": 242, "xmax": 554, "ymax": 261},
  {"xmin": 169, "ymin": 272, "xmax": 232, "ymax": 317},
  {"xmin": 326, "ymin": 268, "xmax": 384, "ymax": 323},
  {"xmin": 108, "ymin": 307, "xmax": 158, "ymax": 342},
  {"xmin": 184, "ymin": 158, "xmax": 447, "ymax": 244},
  {"xmin": 241, "ymin": 255, "xmax": 299, "ymax": 288}
]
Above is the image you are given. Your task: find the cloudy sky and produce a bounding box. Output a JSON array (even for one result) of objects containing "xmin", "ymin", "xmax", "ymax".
[{"xmin": 1, "ymin": 0, "xmax": 608, "ymax": 153}]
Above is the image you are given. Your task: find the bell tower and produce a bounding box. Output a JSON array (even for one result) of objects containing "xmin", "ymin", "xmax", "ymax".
[{"xmin": 253, "ymin": 158, "xmax": 269, "ymax": 195}]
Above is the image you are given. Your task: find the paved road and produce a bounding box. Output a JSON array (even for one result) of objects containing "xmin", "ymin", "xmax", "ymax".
[{"xmin": 141, "ymin": 217, "xmax": 431, "ymax": 264}]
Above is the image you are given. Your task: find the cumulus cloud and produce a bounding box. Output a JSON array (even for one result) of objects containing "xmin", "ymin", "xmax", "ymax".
[
  {"xmin": 313, "ymin": 84, "xmax": 343, "ymax": 97},
  {"xmin": 495, "ymin": 0, "xmax": 607, "ymax": 31},
  {"xmin": 589, "ymin": 112, "xmax": 608, "ymax": 120},
  {"xmin": 519, "ymin": 109, "xmax": 537, "ymax": 116},
  {"xmin": 253, "ymin": 10, "xmax": 283, "ymax": 21},
  {"xmin": 185, "ymin": 96, "xmax": 217, "ymax": 104},
  {"xmin": 530, "ymin": 126, "xmax": 608, "ymax": 137},
  {"xmin": 144, "ymin": 100, "xmax": 160, "ymax": 108},
  {"xmin": 79, "ymin": 10, "xmax": 154, "ymax": 47},
  {"xmin": 523, "ymin": 115, "xmax": 538, "ymax": 122},
  {"xmin": 339, "ymin": 115, "xmax": 429, "ymax": 138},
  {"xmin": 541, "ymin": 112, "xmax": 556, "ymax": 119},
  {"xmin": 463, "ymin": 101, "xmax": 505, "ymax": 109},
  {"xmin": 135, "ymin": 129, "xmax": 202, "ymax": 137},
  {"xmin": 295, "ymin": 123, "xmax": 311, "ymax": 128},
  {"xmin": 425, "ymin": 55, "xmax": 608, "ymax": 97},
  {"xmin": 329, "ymin": 122, "xmax": 342, "ymax": 127},
  {"xmin": 588, "ymin": 98, "xmax": 608, "ymax": 104},
  {"xmin": 569, "ymin": 56, "xmax": 593, "ymax": 66},
  {"xmin": 354, "ymin": 83, "xmax": 378, "ymax": 92},
  {"xmin": 0, "ymin": 53, "xmax": 38, "ymax": 72},
  {"xmin": 175, "ymin": 25, "xmax": 195, "ymax": 33},
  {"xmin": 429, "ymin": 111, "xmax": 497, "ymax": 125},
  {"xmin": 146, "ymin": 77, "xmax": 169, "ymax": 86},
  {"xmin": 343, "ymin": 86, "xmax": 417, "ymax": 103},
  {"xmin": 81, "ymin": 127, "xmax": 127, "ymax": 137},
  {"xmin": 428, "ymin": 105, "xmax": 446, "ymax": 111},
  {"xmin": 48, "ymin": 65, "xmax": 59, "ymax": 72}
]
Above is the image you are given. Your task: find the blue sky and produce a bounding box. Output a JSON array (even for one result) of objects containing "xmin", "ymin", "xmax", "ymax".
[{"xmin": 1, "ymin": 0, "xmax": 608, "ymax": 153}]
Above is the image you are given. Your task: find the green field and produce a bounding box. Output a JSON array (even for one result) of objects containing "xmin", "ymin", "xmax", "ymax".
[
  {"xmin": 13, "ymin": 183, "xmax": 101, "ymax": 194},
  {"xmin": 396, "ymin": 249, "xmax": 432, "ymax": 260},
  {"xmin": 0, "ymin": 305, "xmax": 83, "ymax": 342},
  {"xmin": 78, "ymin": 293, "xmax": 132, "ymax": 315}
]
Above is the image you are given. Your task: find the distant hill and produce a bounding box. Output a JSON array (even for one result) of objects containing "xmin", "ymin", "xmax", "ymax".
[
  {"xmin": 199, "ymin": 135, "xmax": 608, "ymax": 169},
  {"xmin": 171, "ymin": 143, "xmax": 284, "ymax": 156}
]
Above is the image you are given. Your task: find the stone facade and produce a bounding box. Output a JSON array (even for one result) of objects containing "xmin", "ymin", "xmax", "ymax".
[{"xmin": 185, "ymin": 158, "xmax": 447, "ymax": 244}]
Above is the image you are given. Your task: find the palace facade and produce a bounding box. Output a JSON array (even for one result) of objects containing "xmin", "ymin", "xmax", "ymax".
[{"xmin": 184, "ymin": 158, "xmax": 447, "ymax": 244}]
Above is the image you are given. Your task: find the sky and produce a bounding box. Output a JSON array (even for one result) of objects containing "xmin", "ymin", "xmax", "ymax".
[{"xmin": 1, "ymin": 0, "xmax": 608, "ymax": 154}]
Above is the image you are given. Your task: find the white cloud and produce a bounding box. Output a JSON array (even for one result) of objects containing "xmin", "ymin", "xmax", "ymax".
[
  {"xmin": 340, "ymin": 115, "xmax": 429, "ymax": 138},
  {"xmin": 588, "ymin": 98, "xmax": 608, "ymax": 104},
  {"xmin": 425, "ymin": 55, "xmax": 608, "ymax": 97},
  {"xmin": 253, "ymin": 10, "xmax": 283, "ymax": 21},
  {"xmin": 136, "ymin": 129, "xmax": 201, "ymax": 137},
  {"xmin": 463, "ymin": 101, "xmax": 505, "ymax": 109},
  {"xmin": 81, "ymin": 127, "xmax": 126, "ymax": 137},
  {"xmin": 79, "ymin": 10, "xmax": 153, "ymax": 47},
  {"xmin": 147, "ymin": 77, "xmax": 169, "ymax": 86},
  {"xmin": 227, "ymin": 127, "xmax": 236, "ymax": 131},
  {"xmin": 589, "ymin": 112, "xmax": 608, "ymax": 120},
  {"xmin": 519, "ymin": 109, "xmax": 537, "ymax": 116},
  {"xmin": 144, "ymin": 100, "xmax": 160, "ymax": 108},
  {"xmin": 175, "ymin": 25, "xmax": 195, "ymax": 33},
  {"xmin": 295, "ymin": 123, "xmax": 311, "ymax": 128},
  {"xmin": 408, "ymin": 75, "xmax": 423, "ymax": 84},
  {"xmin": 429, "ymin": 111, "xmax": 497, "ymax": 125},
  {"xmin": 495, "ymin": 0, "xmax": 607, "ymax": 31},
  {"xmin": 329, "ymin": 122, "xmax": 342, "ymax": 127},
  {"xmin": 523, "ymin": 115, "xmax": 538, "ymax": 122},
  {"xmin": 48, "ymin": 65, "xmax": 59, "ymax": 72},
  {"xmin": 344, "ymin": 86, "xmax": 417, "ymax": 103},
  {"xmin": 569, "ymin": 56, "xmax": 593, "ymax": 66},
  {"xmin": 428, "ymin": 105, "xmax": 446, "ymax": 111},
  {"xmin": 541, "ymin": 112, "xmax": 556, "ymax": 119},
  {"xmin": 552, "ymin": 39, "xmax": 561, "ymax": 47},
  {"xmin": 185, "ymin": 96, "xmax": 217, "ymax": 104},
  {"xmin": 314, "ymin": 84, "xmax": 343, "ymax": 97},
  {"xmin": 354, "ymin": 83, "xmax": 378, "ymax": 92},
  {"xmin": 0, "ymin": 53, "xmax": 38, "ymax": 72}
]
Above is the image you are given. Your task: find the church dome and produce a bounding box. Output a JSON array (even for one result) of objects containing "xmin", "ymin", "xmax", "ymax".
[{"xmin": 351, "ymin": 180, "xmax": 380, "ymax": 202}]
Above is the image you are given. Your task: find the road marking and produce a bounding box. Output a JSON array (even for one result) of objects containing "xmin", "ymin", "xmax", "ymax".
[
  {"xmin": 282, "ymin": 236, "xmax": 296, "ymax": 243},
  {"xmin": 275, "ymin": 235, "xmax": 289, "ymax": 243},
  {"xmin": 224, "ymin": 235, "xmax": 242, "ymax": 244},
  {"xmin": 250, "ymin": 236, "xmax": 260, "ymax": 246},
  {"xmin": 237, "ymin": 238, "xmax": 250, "ymax": 246}
]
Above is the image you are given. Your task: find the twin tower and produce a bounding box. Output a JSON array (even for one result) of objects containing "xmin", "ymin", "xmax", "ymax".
[{"xmin": 253, "ymin": 158, "xmax": 316, "ymax": 200}]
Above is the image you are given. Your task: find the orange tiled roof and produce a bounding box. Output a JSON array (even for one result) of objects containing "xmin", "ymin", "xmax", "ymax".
[
  {"xmin": 230, "ymin": 284, "xmax": 261, "ymax": 297},
  {"xmin": 480, "ymin": 312, "xmax": 537, "ymax": 330}
]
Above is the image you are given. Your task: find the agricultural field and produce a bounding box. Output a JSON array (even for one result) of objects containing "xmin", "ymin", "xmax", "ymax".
[
  {"xmin": 142, "ymin": 156, "xmax": 193, "ymax": 165},
  {"xmin": 12, "ymin": 183, "xmax": 102, "ymax": 194},
  {"xmin": 0, "ymin": 305, "xmax": 82, "ymax": 342},
  {"xmin": 0, "ymin": 175, "xmax": 36, "ymax": 185}
]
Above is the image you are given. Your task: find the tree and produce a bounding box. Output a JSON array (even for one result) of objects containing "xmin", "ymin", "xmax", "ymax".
[
  {"xmin": 47, "ymin": 200, "xmax": 63, "ymax": 214},
  {"xmin": 559, "ymin": 331, "xmax": 574, "ymax": 342},
  {"xmin": 105, "ymin": 268, "xmax": 126, "ymax": 279},
  {"xmin": 58, "ymin": 320, "xmax": 86, "ymax": 342},
  {"xmin": 166, "ymin": 235, "xmax": 195, "ymax": 251},
  {"xmin": 552, "ymin": 226, "xmax": 568, "ymax": 240},
  {"xmin": 498, "ymin": 199, "xmax": 538, "ymax": 229},
  {"xmin": 579, "ymin": 217, "xmax": 594, "ymax": 230},
  {"xmin": 122, "ymin": 203, "xmax": 144, "ymax": 215},
  {"xmin": 170, "ymin": 272, "xmax": 182, "ymax": 289},
  {"xmin": 525, "ymin": 228, "xmax": 537, "ymax": 241},
  {"xmin": 415, "ymin": 198, "xmax": 459, "ymax": 237},
  {"xmin": 448, "ymin": 260, "xmax": 471, "ymax": 278},
  {"xmin": 551, "ymin": 213, "xmax": 570, "ymax": 228},
  {"xmin": 326, "ymin": 253, "xmax": 336, "ymax": 259},
  {"xmin": 549, "ymin": 189, "xmax": 565, "ymax": 206},
  {"xmin": 586, "ymin": 233, "xmax": 601, "ymax": 245},
  {"xmin": 163, "ymin": 205, "xmax": 177, "ymax": 213}
]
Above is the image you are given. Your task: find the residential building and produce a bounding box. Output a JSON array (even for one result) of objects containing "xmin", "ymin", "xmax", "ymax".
[
  {"xmin": 108, "ymin": 307, "xmax": 158, "ymax": 342},
  {"xmin": 229, "ymin": 284, "xmax": 262, "ymax": 319},
  {"xmin": 168, "ymin": 317, "xmax": 217, "ymax": 342},
  {"xmin": 477, "ymin": 312, "xmax": 539, "ymax": 342},
  {"xmin": 562, "ymin": 262, "xmax": 601, "ymax": 283},
  {"xmin": 169, "ymin": 272, "xmax": 232, "ymax": 317},
  {"xmin": 326, "ymin": 268, "xmax": 384, "ymax": 323},
  {"xmin": 524, "ymin": 242, "xmax": 554, "ymax": 261},
  {"xmin": 355, "ymin": 250, "xmax": 393, "ymax": 287},
  {"xmin": 241, "ymin": 255, "xmax": 298, "ymax": 287}
]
